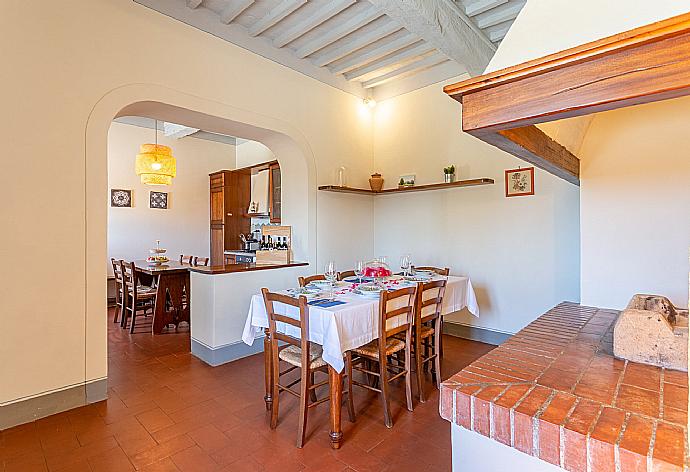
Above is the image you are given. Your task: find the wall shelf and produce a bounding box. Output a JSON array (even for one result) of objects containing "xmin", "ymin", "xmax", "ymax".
[{"xmin": 318, "ymin": 178, "xmax": 494, "ymax": 195}]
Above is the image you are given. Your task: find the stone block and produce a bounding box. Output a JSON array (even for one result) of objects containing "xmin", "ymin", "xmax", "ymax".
[{"xmin": 613, "ymin": 294, "xmax": 688, "ymax": 371}]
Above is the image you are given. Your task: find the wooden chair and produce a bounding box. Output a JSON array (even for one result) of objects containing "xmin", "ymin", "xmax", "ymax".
[
  {"xmin": 111, "ymin": 258, "xmax": 125, "ymax": 324},
  {"xmin": 262, "ymin": 288, "xmax": 354, "ymax": 447},
  {"xmin": 298, "ymin": 274, "xmax": 326, "ymax": 287},
  {"xmin": 120, "ymin": 261, "xmax": 156, "ymax": 333},
  {"xmin": 337, "ymin": 270, "xmax": 356, "ymax": 281},
  {"xmin": 413, "ymin": 266, "xmax": 450, "ymax": 276},
  {"xmin": 413, "ymin": 279, "xmax": 447, "ymax": 402},
  {"xmin": 193, "ymin": 256, "xmax": 209, "ymax": 267},
  {"xmin": 411, "ymin": 266, "xmax": 449, "ymax": 358},
  {"xmin": 179, "ymin": 255, "xmax": 193, "ymax": 265},
  {"xmin": 346, "ymin": 286, "xmax": 416, "ymax": 428}
]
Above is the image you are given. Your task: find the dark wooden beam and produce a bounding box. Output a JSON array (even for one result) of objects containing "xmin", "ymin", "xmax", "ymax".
[
  {"xmin": 444, "ymin": 11, "xmax": 690, "ymax": 186},
  {"xmin": 475, "ymin": 126, "xmax": 580, "ymax": 185}
]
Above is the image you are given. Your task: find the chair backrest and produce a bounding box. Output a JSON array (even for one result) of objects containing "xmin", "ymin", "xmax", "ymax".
[
  {"xmin": 414, "ymin": 266, "xmax": 450, "ymax": 276},
  {"xmin": 262, "ymin": 288, "xmax": 311, "ymax": 362},
  {"xmin": 378, "ymin": 286, "xmax": 416, "ymax": 348},
  {"xmin": 193, "ymin": 256, "xmax": 209, "ymax": 267},
  {"xmin": 111, "ymin": 258, "xmax": 123, "ymax": 284},
  {"xmin": 337, "ymin": 270, "xmax": 356, "ymax": 281},
  {"xmin": 414, "ymin": 279, "xmax": 447, "ymax": 328},
  {"xmin": 298, "ymin": 274, "xmax": 326, "ymax": 287},
  {"xmin": 120, "ymin": 261, "xmax": 141, "ymax": 304},
  {"xmin": 180, "ymin": 254, "xmax": 193, "ymax": 264}
]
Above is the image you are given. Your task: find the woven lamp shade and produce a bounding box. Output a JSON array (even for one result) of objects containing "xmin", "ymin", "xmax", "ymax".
[{"xmin": 135, "ymin": 144, "xmax": 176, "ymax": 185}]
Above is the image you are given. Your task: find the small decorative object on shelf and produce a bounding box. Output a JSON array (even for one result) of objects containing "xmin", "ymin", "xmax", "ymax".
[
  {"xmin": 505, "ymin": 167, "xmax": 535, "ymax": 197},
  {"xmin": 337, "ymin": 166, "xmax": 347, "ymax": 187},
  {"xmin": 444, "ymin": 165, "xmax": 456, "ymax": 183},
  {"xmin": 369, "ymin": 173, "xmax": 384, "ymax": 192},
  {"xmin": 399, "ymin": 174, "xmax": 415, "ymax": 187}
]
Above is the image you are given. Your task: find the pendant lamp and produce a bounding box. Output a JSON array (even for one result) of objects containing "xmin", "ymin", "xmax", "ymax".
[{"xmin": 135, "ymin": 119, "xmax": 176, "ymax": 185}]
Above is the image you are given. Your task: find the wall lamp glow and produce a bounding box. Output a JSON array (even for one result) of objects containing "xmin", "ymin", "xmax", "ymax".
[{"xmin": 363, "ymin": 97, "xmax": 377, "ymax": 109}]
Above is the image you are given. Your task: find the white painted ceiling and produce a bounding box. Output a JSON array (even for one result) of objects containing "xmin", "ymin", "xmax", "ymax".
[{"xmin": 134, "ymin": 0, "xmax": 525, "ymax": 100}]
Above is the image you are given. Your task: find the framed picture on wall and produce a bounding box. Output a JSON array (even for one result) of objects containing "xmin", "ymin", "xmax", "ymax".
[
  {"xmin": 110, "ymin": 189, "xmax": 132, "ymax": 207},
  {"xmin": 150, "ymin": 191, "xmax": 168, "ymax": 209},
  {"xmin": 505, "ymin": 167, "xmax": 535, "ymax": 197}
]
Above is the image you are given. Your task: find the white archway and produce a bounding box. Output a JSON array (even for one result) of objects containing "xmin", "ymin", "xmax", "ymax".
[{"xmin": 84, "ymin": 83, "xmax": 317, "ymax": 388}]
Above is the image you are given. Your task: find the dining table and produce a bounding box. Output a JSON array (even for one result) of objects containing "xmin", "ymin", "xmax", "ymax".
[
  {"xmin": 134, "ymin": 260, "xmax": 191, "ymax": 334},
  {"xmin": 242, "ymin": 274, "xmax": 479, "ymax": 449}
]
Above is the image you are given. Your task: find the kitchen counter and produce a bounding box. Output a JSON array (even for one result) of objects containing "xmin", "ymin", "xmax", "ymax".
[
  {"xmin": 189, "ymin": 261, "xmax": 311, "ymax": 366},
  {"xmin": 440, "ymin": 302, "xmax": 688, "ymax": 471},
  {"xmin": 189, "ymin": 261, "xmax": 307, "ymax": 275}
]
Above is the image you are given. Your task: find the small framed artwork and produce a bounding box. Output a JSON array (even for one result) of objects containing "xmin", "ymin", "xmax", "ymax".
[
  {"xmin": 505, "ymin": 167, "xmax": 535, "ymax": 197},
  {"xmin": 110, "ymin": 189, "xmax": 132, "ymax": 207},
  {"xmin": 150, "ymin": 191, "xmax": 168, "ymax": 209},
  {"xmin": 398, "ymin": 174, "xmax": 416, "ymax": 187}
]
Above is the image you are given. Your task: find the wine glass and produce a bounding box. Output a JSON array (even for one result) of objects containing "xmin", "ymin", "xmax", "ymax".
[
  {"xmin": 400, "ymin": 254, "xmax": 410, "ymax": 277},
  {"xmin": 354, "ymin": 260, "xmax": 364, "ymax": 284},
  {"xmin": 325, "ymin": 261, "xmax": 337, "ymax": 298}
]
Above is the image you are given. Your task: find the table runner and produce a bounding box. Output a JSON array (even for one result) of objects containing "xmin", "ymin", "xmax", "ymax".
[{"xmin": 241, "ymin": 276, "xmax": 479, "ymax": 372}]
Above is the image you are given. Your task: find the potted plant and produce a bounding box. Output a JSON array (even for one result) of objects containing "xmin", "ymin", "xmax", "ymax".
[
  {"xmin": 398, "ymin": 178, "xmax": 405, "ymax": 188},
  {"xmin": 444, "ymin": 165, "xmax": 456, "ymax": 183}
]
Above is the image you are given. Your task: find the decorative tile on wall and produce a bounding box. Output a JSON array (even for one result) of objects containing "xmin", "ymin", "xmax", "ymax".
[
  {"xmin": 110, "ymin": 189, "xmax": 132, "ymax": 207},
  {"xmin": 150, "ymin": 191, "xmax": 168, "ymax": 209}
]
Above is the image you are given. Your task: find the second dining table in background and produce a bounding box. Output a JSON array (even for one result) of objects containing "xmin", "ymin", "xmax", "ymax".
[
  {"xmin": 133, "ymin": 260, "xmax": 191, "ymax": 334},
  {"xmin": 242, "ymin": 274, "xmax": 479, "ymax": 449}
]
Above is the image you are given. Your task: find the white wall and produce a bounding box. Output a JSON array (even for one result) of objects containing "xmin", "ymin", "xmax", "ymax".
[
  {"xmin": 579, "ymin": 97, "xmax": 690, "ymax": 310},
  {"xmin": 372, "ymin": 80, "xmax": 581, "ymax": 334},
  {"xmin": 108, "ymin": 122, "xmax": 235, "ymax": 269},
  {"xmin": 0, "ymin": 0, "xmax": 374, "ymax": 406},
  {"xmin": 236, "ymin": 140, "xmax": 275, "ymax": 168},
  {"xmin": 487, "ymin": 0, "xmax": 690, "ymax": 73}
]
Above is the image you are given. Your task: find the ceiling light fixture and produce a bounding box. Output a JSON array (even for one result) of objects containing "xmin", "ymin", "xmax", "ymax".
[
  {"xmin": 135, "ymin": 119, "xmax": 176, "ymax": 185},
  {"xmin": 364, "ymin": 97, "xmax": 377, "ymax": 109}
]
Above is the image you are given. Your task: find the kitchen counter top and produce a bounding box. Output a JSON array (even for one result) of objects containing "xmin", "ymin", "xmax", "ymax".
[
  {"xmin": 440, "ymin": 302, "xmax": 688, "ymax": 471},
  {"xmin": 189, "ymin": 261, "xmax": 307, "ymax": 275}
]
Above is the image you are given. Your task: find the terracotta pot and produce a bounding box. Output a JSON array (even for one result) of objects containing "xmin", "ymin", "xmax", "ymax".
[{"xmin": 369, "ymin": 173, "xmax": 383, "ymax": 192}]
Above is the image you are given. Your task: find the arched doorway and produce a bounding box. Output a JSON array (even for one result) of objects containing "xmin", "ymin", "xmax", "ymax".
[{"xmin": 85, "ymin": 84, "xmax": 317, "ymax": 395}]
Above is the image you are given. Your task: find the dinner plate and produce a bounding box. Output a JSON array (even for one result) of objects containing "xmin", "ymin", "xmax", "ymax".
[
  {"xmin": 402, "ymin": 275, "xmax": 432, "ymax": 282},
  {"xmin": 343, "ymin": 276, "xmax": 374, "ymax": 283},
  {"xmin": 354, "ymin": 289, "xmax": 382, "ymax": 298}
]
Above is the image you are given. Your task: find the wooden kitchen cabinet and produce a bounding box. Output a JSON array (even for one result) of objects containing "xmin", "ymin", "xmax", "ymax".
[
  {"xmin": 269, "ymin": 162, "xmax": 281, "ymax": 223},
  {"xmin": 209, "ymin": 170, "xmax": 250, "ymax": 266}
]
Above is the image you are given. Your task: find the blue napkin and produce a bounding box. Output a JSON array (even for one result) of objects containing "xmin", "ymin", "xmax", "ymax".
[{"xmin": 308, "ymin": 300, "xmax": 346, "ymax": 308}]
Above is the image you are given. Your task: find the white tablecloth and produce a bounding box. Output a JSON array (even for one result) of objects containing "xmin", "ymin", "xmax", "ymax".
[{"xmin": 241, "ymin": 276, "xmax": 479, "ymax": 372}]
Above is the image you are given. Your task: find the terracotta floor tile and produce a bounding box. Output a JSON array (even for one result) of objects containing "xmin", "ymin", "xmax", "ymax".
[
  {"xmin": 3, "ymin": 309, "xmax": 495, "ymax": 472},
  {"xmin": 138, "ymin": 457, "xmax": 181, "ymax": 472},
  {"xmin": 170, "ymin": 445, "xmax": 222, "ymax": 472},
  {"xmin": 136, "ymin": 408, "xmax": 175, "ymax": 434}
]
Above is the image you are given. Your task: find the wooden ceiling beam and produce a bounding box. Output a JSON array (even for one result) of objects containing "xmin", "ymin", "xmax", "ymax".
[
  {"xmin": 444, "ymin": 11, "xmax": 690, "ymax": 186},
  {"xmin": 248, "ymin": 0, "xmax": 306, "ymax": 37},
  {"xmin": 295, "ymin": 8, "xmax": 382, "ymax": 59},
  {"xmin": 273, "ymin": 0, "xmax": 355, "ymax": 48},
  {"xmin": 220, "ymin": 0, "xmax": 254, "ymax": 25}
]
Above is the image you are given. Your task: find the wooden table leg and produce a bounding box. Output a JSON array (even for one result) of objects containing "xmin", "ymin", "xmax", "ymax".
[
  {"xmin": 152, "ymin": 272, "xmax": 189, "ymax": 334},
  {"xmin": 263, "ymin": 328, "xmax": 273, "ymax": 410},
  {"xmin": 328, "ymin": 366, "xmax": 343, "ymax": 449}
]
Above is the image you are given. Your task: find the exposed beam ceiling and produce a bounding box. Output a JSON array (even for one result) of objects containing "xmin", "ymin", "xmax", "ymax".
[
  {"xmin": 220, "ymin": 0, "xmax": 254, "ymax": 24},
  {"xmin": 367, "ymin": 0, "xmax": 495, "ymax": 75},
  {"xmin": 135, "ymin": 0, "xmax": 525, "ymax": 99}
]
